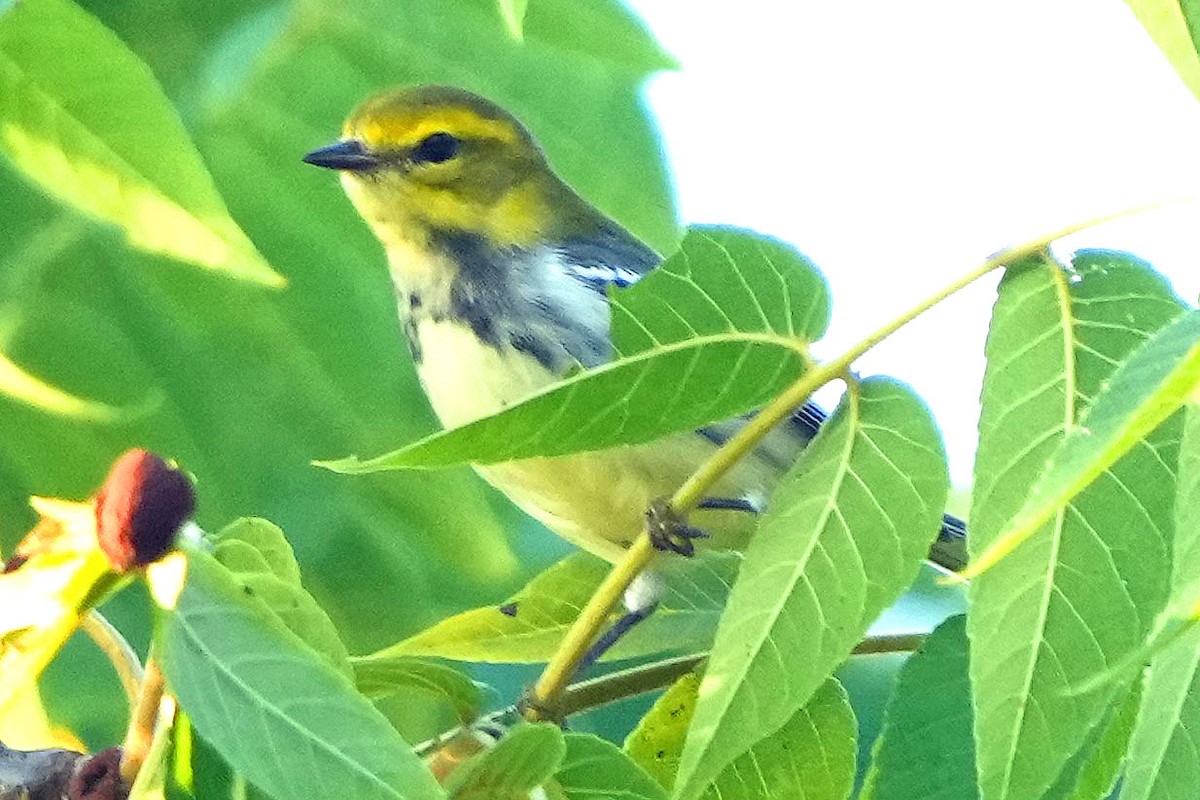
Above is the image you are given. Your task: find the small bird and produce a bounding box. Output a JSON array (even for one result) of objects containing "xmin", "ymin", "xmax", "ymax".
[{"xmin": 304, "ymin": 85, "xmax": 965, "ymax": 571}]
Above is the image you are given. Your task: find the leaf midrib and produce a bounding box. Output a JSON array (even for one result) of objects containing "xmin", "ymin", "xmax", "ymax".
[{"xmin": 993, "ymin": 266, "xmax": 1076, "ymax": 800}]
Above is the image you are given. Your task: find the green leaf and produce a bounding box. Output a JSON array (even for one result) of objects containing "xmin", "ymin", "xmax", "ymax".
[
  {"xmin": 0, "ymin": 0, "xmax": 281, "ymax": 286},
  {"xmin": 1123, "ymin": 402, "xmax": 1200, "ymax": 800},
  {"xmin": 700, "ymin": 679, "xmax": 856, "ymax": 800},
  {"xmin": 520, "ymin": 0, "xmax": 678, "ymax": 73},
  {"xmin": 966, "ymin": 308, "xmax": 1200, "ymax": 577},
  {"xmin": 864, "ymin": 614, "xmax": 1141, "ymax": 800},
  {"xmin": 624, "ymin": 672, "xmax": 702, "ymax": 790},
  {"xmin": 445, "ymin": 723, "xmax": 564, "ymax": 799},
  {"xmin": 210, "ymin": 518, "xmax": 352, "ymax": 677},
  {"xmin": 625, "ymin": 672, "xmax": 856, "ymax": 799},
  {"xmin": 966, "ymin": 251, "xmax": 1184, "ymax": 800},
  {"xmin": 861, "ymin": 616, "xmax": 977, "ymax": 800},
  {"xmin": 322, "ymin": 226, "xmax": 829, "ymax": 472},
  {"xmin": 212, "ymin": 518, "xmax": 303, "ymax": 585},
  {"xmin": 1042, "ymin": 683, "xmax": 1143, "ymax": 800},
  {"xmin": 556, "ymin": 733, "xmax": 666, "ymax": 800},
  {"xmin": 673, "ymin": 376, "xmax": 948, "ymax": 800},
  {"xmin": 351, "ymin": 655, "xmax": 485, "ymax": 722},
  {"xmin": 374, "ymin": 550, "xmax": 738, "ymax": 663},
  {"xmin": 1126, "ymin": 0, "xmax": 1200, "ymax": 103},
  {"xmin": 158, "ymin": 548, "xmax": 446, "ymax": 800}
]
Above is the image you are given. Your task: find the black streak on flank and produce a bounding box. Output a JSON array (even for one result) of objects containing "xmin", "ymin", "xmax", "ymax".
[
  {"xmin": 509, "ymin": 331, "xmax": 559, "ymax": 371},
  {"xmin": 499, "ymin": 602, "xmax": 519, "ymax": 617},
  {"xmin": 696, "ymin": 426, "xmax": 730, "ymax": 448},
  {"xmin": 403, "ymin": 317, "xmax": 423, "ymax": 363}
]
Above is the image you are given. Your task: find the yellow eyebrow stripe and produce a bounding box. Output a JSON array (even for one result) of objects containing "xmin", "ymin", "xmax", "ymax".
[{"xmin": 352, "ymin": 108, "xmax": 520, "ymax": 149}]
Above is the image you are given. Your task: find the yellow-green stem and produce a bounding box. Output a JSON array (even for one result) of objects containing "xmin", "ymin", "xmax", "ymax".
[
  {"xmin": 530, "ymin": 536, "xmax": 654, "ymax": 715},
  {"xmin": 528, "ymin": 204, "xmax": 1160, "ymax": 718},
  {"xmin": 81, "ymin": 610, "xmax": 144, "ymax": 708},
  {"xmin": 120, "ymin": 654, "xmax": 164, "ymax": 784}
]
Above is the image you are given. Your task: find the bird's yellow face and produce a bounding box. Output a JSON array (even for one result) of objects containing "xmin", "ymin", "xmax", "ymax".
[{"xmin": 305, "ymin": 85, "xmax": 559, "ymax": 249}]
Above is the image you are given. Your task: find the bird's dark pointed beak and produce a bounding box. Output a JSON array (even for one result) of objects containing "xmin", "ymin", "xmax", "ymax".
[{"xmin": 302, "ymin": 139, "xmax": 379, "ymax": 171}]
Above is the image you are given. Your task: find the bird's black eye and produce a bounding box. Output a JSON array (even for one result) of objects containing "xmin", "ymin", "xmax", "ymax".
[{"xmin": 411, "ymin": 132, "xmax": 460, "ymax": 164}]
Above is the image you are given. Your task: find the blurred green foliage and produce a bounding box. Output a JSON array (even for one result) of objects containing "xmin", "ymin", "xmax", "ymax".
[{"xmin": 0, "ymin": 0, "xmax": 677, "ymax": 747}]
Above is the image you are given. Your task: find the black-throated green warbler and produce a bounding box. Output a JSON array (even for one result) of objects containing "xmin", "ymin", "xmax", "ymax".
[{"xmin": 304, "ymin": 85, "xmax": 965, "ymax": 571}]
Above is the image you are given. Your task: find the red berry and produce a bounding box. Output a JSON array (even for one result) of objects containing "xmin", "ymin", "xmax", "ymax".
[{"xmin": 95, "ymin": 450, "xmax": 195, "ymax": 572}]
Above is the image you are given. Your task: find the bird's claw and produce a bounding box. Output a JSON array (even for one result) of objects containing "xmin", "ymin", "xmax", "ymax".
[{"xmin": 645, "ymin": 498, "xmax": 707, "ymax": 557}]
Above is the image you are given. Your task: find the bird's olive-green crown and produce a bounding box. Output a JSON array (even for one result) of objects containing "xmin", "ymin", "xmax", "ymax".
[{"xmin": 321, "ymin": 85, "xmax": 600, "ymax": 248}]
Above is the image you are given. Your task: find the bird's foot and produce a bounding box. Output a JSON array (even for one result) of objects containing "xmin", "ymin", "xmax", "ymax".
[{"xmin": 645, "ymin": 498, "xmax": 707, "ymax": 557}]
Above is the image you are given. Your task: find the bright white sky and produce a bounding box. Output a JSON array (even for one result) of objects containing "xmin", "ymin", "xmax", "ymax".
[{"xmin": 629, "ymin": 0, "xmax": 1200, "ymax": 486}]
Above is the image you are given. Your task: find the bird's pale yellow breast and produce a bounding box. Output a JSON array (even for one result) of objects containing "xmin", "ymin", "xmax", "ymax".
[{"xmin": 413, "ymin": 318, "xmax": 560, "ymax": 428}]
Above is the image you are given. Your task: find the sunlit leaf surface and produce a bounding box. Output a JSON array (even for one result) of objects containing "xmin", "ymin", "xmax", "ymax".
[
  {"xmin": 1123, "ymin": 403, "xmax": 1200, "ymax": 800},
  {"xmin": 1126, "ymin": 0, "xmax": 1200, "ymax": 102},
  {"xmin": 966, "ymin": 251, "xmax": 1184, "ymax": 800},
  {"xmin": 674, "ymin": 377, "xmax": 948, "ymax": 799},
  {"xmin": 374, "ymin": 550, "xmax": 739, "ymax": 663},
  {"xmin": 0, "ymin": 0, "xmax": 281, "ymax": 285},
  {"xmin": 625, "ymin": 670, "xmax": 856, "ymax": 799},
  {"xmin": 159, "ymin": 548, "xmax": 446, "ymax": 800}
]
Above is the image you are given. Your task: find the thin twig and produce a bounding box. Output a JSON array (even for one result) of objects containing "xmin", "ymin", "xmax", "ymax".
[
  {"xmin": 852, "ymin": 632, "xmax": 926, "ymax": 656},
  {"xmin": 119, "ymin": 653, "xmax": 164, "ymax": 785},
  {"xmin": 80, "ymin": 610, "xmax": 144, "ymax": 707},
  {"xmin": 559, "ymin": 631, "xmax": 927, "ymax": 717},
  {"xmin": 559, "ymin": 653, "xmax": 706, "ymax": 716}
]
